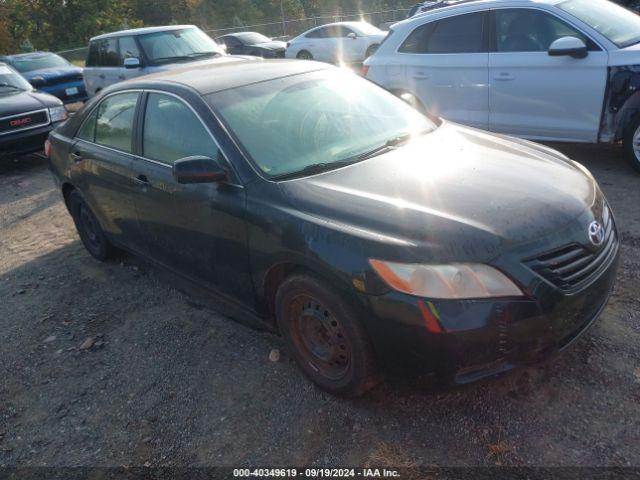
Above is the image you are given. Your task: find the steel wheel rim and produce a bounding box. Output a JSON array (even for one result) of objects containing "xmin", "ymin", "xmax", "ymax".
[
  {"xmin": 79, "ymin": 204, "xmax": 101, "ymax": 251},
  {"xmin": 633, "ymin": 125, "xmax": 640, "ymax": 160},
  {"xmin": 288, "ymin": 294, "xmax": 351, "ymax": 381}
]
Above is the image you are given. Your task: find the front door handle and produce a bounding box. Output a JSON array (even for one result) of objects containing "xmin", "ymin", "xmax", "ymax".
[
  {"xmin": 133, "ymin": 174, "xmax": 150, "ymax": 186},
  {"xmin": 70, "ymin": 151, "xmax": 83, "ymax": 163},
  {"xmin": 494, "ymin": 72, "xmax": 515, "ymax": 81}
]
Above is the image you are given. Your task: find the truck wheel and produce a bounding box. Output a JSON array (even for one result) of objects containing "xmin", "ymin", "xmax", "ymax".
[
  {"xmin": 296, "ymin": 50, "xmax": 313, "ymax": 60},
  {"xmin": 623, "ymin": 115, "xmax": 640, "ymax": 173},
  {"xmin": 275, "ymin": 274, "xmax": 381, "ymax": 397}
]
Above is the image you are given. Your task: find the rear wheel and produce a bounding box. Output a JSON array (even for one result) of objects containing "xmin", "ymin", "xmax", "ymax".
[
  {"xmin": 296, "ymin": 50, "xmax": 313, "ymax": 60},
  {"xmin": 275, "ymin": 274, "xmax": 380, "ymax": 397},
  {"xmin": 623, "ymin": 115, "xmax": 640, "ymax": 173},
  {"xmin": 68, "ymin": 190, "xmax": 114, "ymax": 261}
]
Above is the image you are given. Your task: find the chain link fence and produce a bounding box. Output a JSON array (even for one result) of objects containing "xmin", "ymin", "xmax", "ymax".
[{"xmin": 56, "ymin": 7, "xmax": 412, "ymax": 66}]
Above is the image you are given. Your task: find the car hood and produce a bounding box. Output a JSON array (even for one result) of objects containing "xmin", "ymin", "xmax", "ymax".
[
  {"xmin": 277, "ymin": 123, "xmax": 598, "ymax": 262},
  {"xmin": 22, "ymin": 66, "xmax": 83, "ymax": 81},
  {"xmin": 0, "ymin": 89, "xmax": 61, "ymax": 117},
  {"xmin": 255, "ymin": 40, "xmax": 287, "ymax": 50}
]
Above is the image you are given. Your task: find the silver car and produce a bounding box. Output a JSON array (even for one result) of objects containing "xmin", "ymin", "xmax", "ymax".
[{"xmin": 83, "ymin": 25, "xmax": 226, "ymax": 96}]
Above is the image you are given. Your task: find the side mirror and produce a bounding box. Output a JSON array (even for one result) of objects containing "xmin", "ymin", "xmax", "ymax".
[
  {"xmin": 124, "ymin": 57, "xmax": 141, "ymax": 69},
  {"xmin": 30, "ymin": 76, "xmax": 46, "ymax": 88},
  {"xmin": 347, "ymin": 32, "xmax": 357, "ymax": 40},
  {"xmin": 548, "ymin": 36, "xmax": 588, "ymax": 59},
  {"xmin": 173, "ymin": 155, "xmax": 227, "ymax": 184}
]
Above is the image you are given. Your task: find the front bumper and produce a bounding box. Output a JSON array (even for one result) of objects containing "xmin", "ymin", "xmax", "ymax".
[
  {"xmin": 0, "ymin": 123, "xmax": 55, "ymax": 158},
  {"xmin": 358, "ymin": 245, "xmax": 620, "ymax": 385}
]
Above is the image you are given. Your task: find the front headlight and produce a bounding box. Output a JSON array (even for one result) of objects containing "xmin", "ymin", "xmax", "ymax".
[
  {"xmin": 49, "ymin": 106, "xmax": 68, "ymax": 123},
  {"xmin": 369, "ymin": 260, "xmax": 524, "ymax": 299}
]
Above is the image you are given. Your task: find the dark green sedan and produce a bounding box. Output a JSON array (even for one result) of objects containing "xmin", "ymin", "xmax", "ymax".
[{"xmin": 47, "ymin": 57, "xmax": 619, "ymax": 396}]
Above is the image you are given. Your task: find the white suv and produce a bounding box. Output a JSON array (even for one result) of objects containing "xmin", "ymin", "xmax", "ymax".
[{"xmin": 364, "ymin": 0, "xmax": 640, "ymax": 171}]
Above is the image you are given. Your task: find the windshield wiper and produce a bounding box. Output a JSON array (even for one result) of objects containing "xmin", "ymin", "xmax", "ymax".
[
  {"xmin": 357, "ymin": 128, "xmax": 432, "ymax": 160},
  {"xmin": 0, "ymin": 83, "xmax": 23, "ymax": 91},
  {"xmin": 152, "ymin": 56, "xmax": 193, "ymax": 64},
  {"xmin": 272, "ymin": 159, "xmax": 360, "ymax": 181},
  {"xmin": 186, "ymin": 51, "xmax": 220, "ymax": 58}
]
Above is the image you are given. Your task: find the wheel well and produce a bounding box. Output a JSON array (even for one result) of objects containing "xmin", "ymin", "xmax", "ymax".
[
  {"xmin": 262, "ymin": 262, "xmax": 346, "ymax": 327},
  {"xmin": 62, "ymin": 183, "xmax": 75, "ymax": 210}
]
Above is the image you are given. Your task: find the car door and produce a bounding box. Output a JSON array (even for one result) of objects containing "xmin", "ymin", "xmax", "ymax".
[
  {"xmin": 398, "ymin": 11, "xmax": 490, "ymax": 129},
  {"xmin": 71, "ymin": 91, "xmax": 144, "ymax": 249},
  {"xmin": 488, "ymin": 8, "xmax": 608, "ymax": 142},
  {"xmin": 334, "ymin": 26, "xmax": 365, "ymax": 62},
  {"xmin": 304, "ymin": 27, "xmax": 331, "ymax": 62},
  {"xmin": 131, "ymin": 91, "xmax": 252, "ymax": 301}
]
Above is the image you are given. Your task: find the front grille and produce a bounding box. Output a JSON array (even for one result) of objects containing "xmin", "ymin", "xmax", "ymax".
[
  {"xmin": 524, "ymin": 205, "xmax": 618, "ymax": 292},
  {"xmin": 0, "ymin": 109, "xmax": 50, "ymax": 136}
]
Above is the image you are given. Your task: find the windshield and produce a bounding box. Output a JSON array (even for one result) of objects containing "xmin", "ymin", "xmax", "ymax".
[
  {"xmin": 351, "ymin": 22, "xmax": 385, "ymax": 36},
  {"xmin": 558, "ymin": 0, "xmax": 640, "ymax": 47},
  {"xmin": 0, "ymin": 64, "xmax": 32, "ymax": 92},
  {"xmin": 208, "ymin": 69, "xmax": 435, "ymax": 179},
  {"xmin": 237, "ymin": 32, "xmax": 272, "ymax": 45},
  {"xmin": 138, "ymin": 27, "xmax": 224, "ymax": 64},
  {"xmin": 9, "ymin": 53, "xmax": 70, "ymax": 73}
]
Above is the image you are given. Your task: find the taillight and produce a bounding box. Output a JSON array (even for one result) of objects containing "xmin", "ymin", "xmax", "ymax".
[
  {"xmin": 44, "ymin": 139, "xmax": 51, "ymax": 158},
  {"xmin": 361, "ymin": 65, "xmax": 370, "ymax": 77}
]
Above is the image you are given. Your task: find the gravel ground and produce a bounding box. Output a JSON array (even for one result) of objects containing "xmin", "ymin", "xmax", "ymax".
[{"xmin": 0, "ymin": 144, "xmax": 639, "ymax": 468}]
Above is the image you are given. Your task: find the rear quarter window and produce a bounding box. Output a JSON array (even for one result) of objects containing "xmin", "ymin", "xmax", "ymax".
[{"xmin": 399, "ymin": 12, "xmax": 486, "ymax": 54}]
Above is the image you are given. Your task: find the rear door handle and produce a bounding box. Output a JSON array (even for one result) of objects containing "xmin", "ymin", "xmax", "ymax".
[
  {"xmin": 70, "ymin": 151, "xmax": 83, "ymax": 163},
  {"xmin": 133, "ymin": 174, "xmax": 150, "ymax": 186},
  {"xmin": 494, "ymin": 72, "xmax": 515, "ymax": 81}
]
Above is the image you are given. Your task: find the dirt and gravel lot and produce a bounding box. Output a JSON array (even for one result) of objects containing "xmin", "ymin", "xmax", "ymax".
[{"xmin": 0, "ymin": 145, "xmax": 639, "ymax": 468}]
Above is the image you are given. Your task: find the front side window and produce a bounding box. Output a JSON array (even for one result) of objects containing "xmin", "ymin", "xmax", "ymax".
[
  {"xmin": 496, "ymin": 9, "xmax": 592, "ymax": 52},
  {"xmin": 119, "ymin": 37, "xmax": 141, "ymax": 62},
  {"xmin": 208, "ymin": 69, "xmax": 435, "ymax": 179},
  {"xmin": 558, "ymin": 0, "xmax": 640, "ymax": 48},
  {"xmin": 399, "ymin": 12, "xmax": 485, "ymax": 54},
  {"xmin": 94, "ymin": 93, "xmax": 139, "ymax": 152},
  {"xmin": 142, "ymin": 93, "xmax": 218, "ymax": 165}
]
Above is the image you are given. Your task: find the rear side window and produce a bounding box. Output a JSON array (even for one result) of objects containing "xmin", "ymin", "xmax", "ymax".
[
  {"xmin": 86, "ymin": 38, "xmax": 120, "ymax": 67},
  {"xmin": 142, "ymin": 93, "xmax": 218, "ymax": 165},
  {"xmin": 399, "ymin": 12, "xmax": 486, "ymax": 53},
  {"xmin": 94, "ymin": 93, "xmax": 139, "ymax": 152},
  {"xmin": 306, "ymin": 28, "xmax": 327, "ymax": 39}
]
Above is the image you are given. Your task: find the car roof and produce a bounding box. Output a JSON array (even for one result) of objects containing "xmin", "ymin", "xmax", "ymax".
[
  {"xmin": 113, "ymin": 57, "xmax": 332, "ymax": 96},
  {"xmin": 90, "ymin": 25, "xmax": 198, "ymax": 41}
]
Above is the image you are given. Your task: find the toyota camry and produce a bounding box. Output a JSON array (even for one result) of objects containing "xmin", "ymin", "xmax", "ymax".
[{"xmin": 47, "ymin": 58, "xmax": 619, "ymax": 396}]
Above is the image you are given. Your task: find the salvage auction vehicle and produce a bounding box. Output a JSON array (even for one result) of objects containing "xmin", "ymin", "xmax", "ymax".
[
  {"xmin": 363, "ymin": 0, "xmax": 640, "ymax": 172},
  {"xmin": 47, "ymin": 58, "xmax": 619, "ymax": 396},
  {"xmin": 0, "ymin": 62, "xmax": 68, "ymax": 159}
]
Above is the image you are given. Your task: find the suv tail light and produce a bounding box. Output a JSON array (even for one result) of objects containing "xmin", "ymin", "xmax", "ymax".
[
  {"xmin": 361, "ymin": 65, "xmax": 370, "ymax": 77},
  {"xmin": 44, "ymin": 139, "xmax": 51, "ymax": 158}
]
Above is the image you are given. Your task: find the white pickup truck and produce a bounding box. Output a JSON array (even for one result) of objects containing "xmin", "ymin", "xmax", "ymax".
[{"xmin": 364, "ymin": 0, "xmax": 640, "ymax": 172}]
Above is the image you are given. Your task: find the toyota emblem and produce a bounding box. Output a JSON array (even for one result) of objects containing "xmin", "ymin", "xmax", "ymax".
[{"xmin": 588, "ymin": 221, "xmax": 605, "ymax": 247}]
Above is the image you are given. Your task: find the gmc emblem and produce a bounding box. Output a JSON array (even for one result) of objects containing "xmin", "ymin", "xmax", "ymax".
[{"xmin": 10, "ymin": 117, "xmax": 32, "ymax": 127}]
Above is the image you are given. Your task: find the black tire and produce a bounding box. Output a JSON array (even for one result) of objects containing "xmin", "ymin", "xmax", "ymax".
[
  {"xmin": 296, "ymin": 50, "xmax": 313, "ymax": 60},
  {"xmin": 365, "ymin": 44, "xmax": 379, "ymax": 59},
  {"xmin": 275, "ymin": 274, "xmax": 380, "ymax": 397},
  {"xmin": 68, "ymin": 190, "xmax": 114, "ymax": 261},
  {"xmin": 622, "ymin": 114, "xmax": 640, "ymax": 173}
]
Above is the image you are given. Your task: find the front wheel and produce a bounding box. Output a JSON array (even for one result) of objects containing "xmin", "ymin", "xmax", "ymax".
[
  {"xmin": 623, "ymin": 115, "xmax": 640, "ymax": 173},
  {"xmin": 275, "ymin": 274, "xmax": 380, "ymax": 397}
]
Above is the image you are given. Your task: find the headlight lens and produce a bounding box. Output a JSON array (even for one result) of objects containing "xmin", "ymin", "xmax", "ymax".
[
  {"xmin": 49, "ymin": 106, "xmax": 68, "ymax": 123},
  {"xmin": 369, "ymin": 260, "xmax": 524, "ymax": 299}
]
